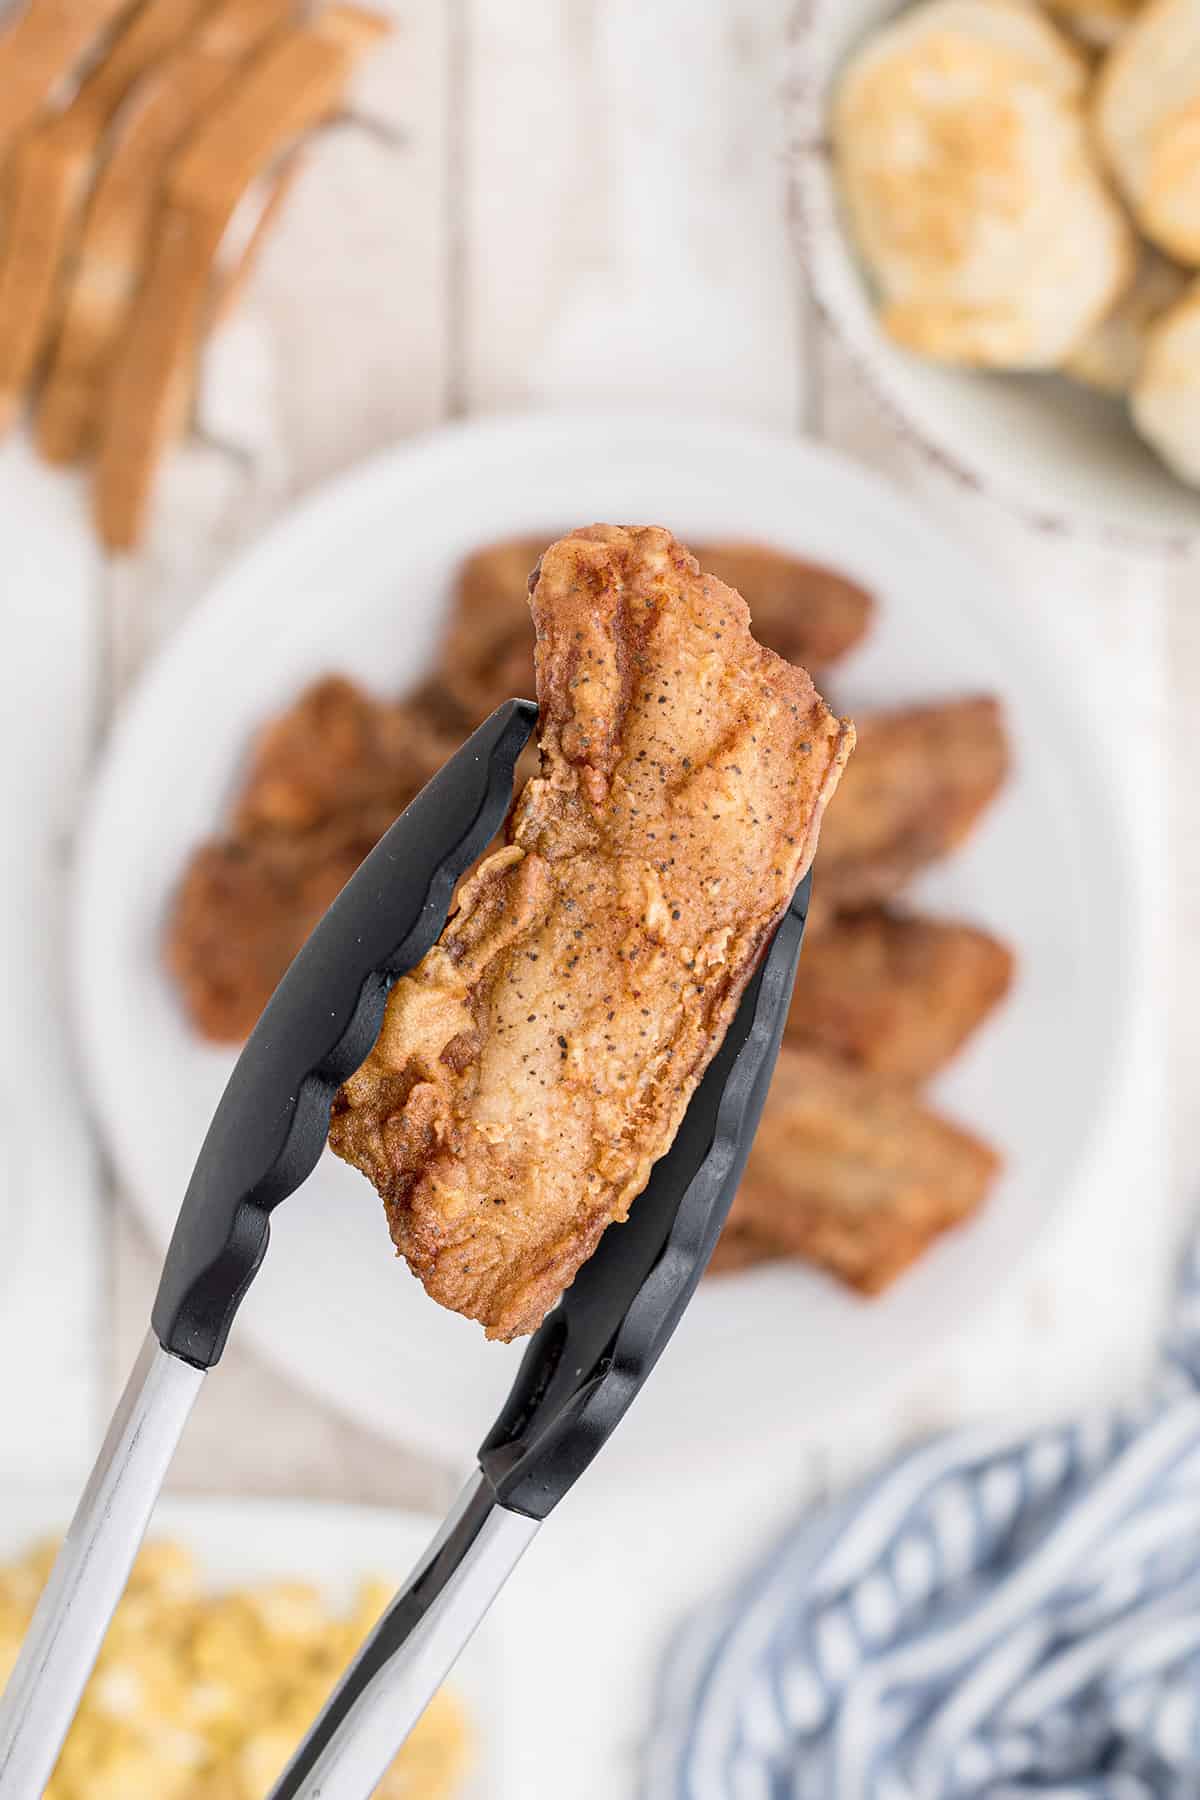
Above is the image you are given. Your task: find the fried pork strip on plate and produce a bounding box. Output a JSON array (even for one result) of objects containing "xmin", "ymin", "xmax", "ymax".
[
  {"xmin": 785, "ymin": 906, "xmax": 1014, "ymax": 1082},
  {"xmin": 689, "ymin": 541, "xmax": 874, "ymax": 669},
  {"xmin": 724, "ymin": 1045, "xmax": 1001, "ymax": 1294},
  {"xmin": 330, "ymin": 525, "xmax": 854, "ymax": 1340},
  {"xmin": 164, "ymin": 531, "xmax": 877, "ymax": 1046},
  {"xmin": 231, "ymin": 673, "xmax": 465, "ymax": 837},
  {"xmin": 438, "ymin": 535, "xmax": 552, "ymax": 725},
  {"xmin": 166, "ymin": 677, "xmax": 462, "ymax": 1042},
  {"xmin": 817, "ymin": 696, "xmax": 1010, "ymax": 912},
  {"xmin": 438, "ymin": 533, "xmax": 875, "ymax": 726}
]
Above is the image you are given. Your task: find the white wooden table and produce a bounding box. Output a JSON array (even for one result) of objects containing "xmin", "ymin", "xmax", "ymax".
[{"xmin": 1, "ymin": 2, "xmax": 1197, "ymax": 1789}]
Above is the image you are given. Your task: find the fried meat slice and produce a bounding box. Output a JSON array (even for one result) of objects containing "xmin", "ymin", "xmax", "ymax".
[
  {"xmin": 438, "ymin": 535, "xmax": 875, "ymax": 727},
  {"xmin": 437, "ymin": 535, "xmax": 550, "ymax": 723},
  {"xmin": 232, "ymin": 674, "xmax": 462, "ymax": 837},
  {"xmin": 785, "ymin": 907, "xmax": 1014, "ymax": 1081},
  {"xmin": 166, "ymin": 679, "xmax": 459, "ymax": 1041},
  {"xmin": 330, "ymin": 525, "xmax": 854, "ymax": 1340},
  {"xmin": 729, "ymin": 1046, "xmax": 1000, "ymax": 1294},
  {"xmin": 692, "ymin": 542, "xmax": 874, "ymax": 668},
  {"xmin": 818, "ymin": 697, "xmax": 1009, "ymax": 910},
  {"xmin": 167, "ymin": 819, "xmax": 391, "ymax": 1043}
]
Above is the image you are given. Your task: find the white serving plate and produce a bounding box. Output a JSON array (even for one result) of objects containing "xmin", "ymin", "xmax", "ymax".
[
  {"xmin": 0, "ymin": 1490, "xmax": 501, "ymax": 1797},
  {"xmin": 73, "ymin": 411, "xmax": 1139, "ymax": 1480},
  {"xmin": 791, "ymin": 0, "xmax": 1200, "ymax": 550}
]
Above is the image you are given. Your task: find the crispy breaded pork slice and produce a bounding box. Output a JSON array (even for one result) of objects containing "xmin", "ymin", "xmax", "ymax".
[
  {"xmin": 231, "ymin": 674, "xmax": 465, "ymax": 838},
  {"xmin": 690, "ymin": 542, "xmax": 874, "ymax": 668},
  {"xmin": 785, "ymin": 907, "xmax": 1014, "ymax": 1081},
  {"xmin": 166, "ymin": 679, "xmax": 460, "ymax": 1041},
  {"xmin": 167, "ymin": 822, "xmax": 389, "ymax": 1044},
  {"xmin": 330, "ymin": 525, "xmax": 855, "ymax": 1340},
  {"xmin": 817, "ymin": 697, "xmax": 1009, "ymax": 912},
  {"xmin": 438, "ymin": 535, "xmax": 551, "ymax": 724},
  {"xmin": 437, "ymin": 534, "xmax": 876, "ymax": 725},
  {"xmin": 727, "ymin": 1046, "xmax": 1000, "ymax": 1293}
]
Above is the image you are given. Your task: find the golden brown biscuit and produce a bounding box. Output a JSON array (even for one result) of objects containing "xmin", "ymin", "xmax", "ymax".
[
  {"xmin": 1043, "ymin": 0, "xmax": 1144, "ymax": 45},
  {"xmin": 1064, "ymin": 246, "xmax": 1189, "ymax": 392},
  {"xmin": 835, "ymin": 0, "xmax": 1133, "ymax": 367},
  {"xmin": 91, "ymin": 205, "xmax": 223, "ymax": 550},
  {"xmin": 1095, "ymin": 0, "xmax": 1200, "ymax": 265},
  {"xmin": 330, "ymin": 526, "xmax": 853, "ymax": 1339},
  {"xmin": 1132, "ymin": 275, "xmax": 1200, "ymax": 484}
]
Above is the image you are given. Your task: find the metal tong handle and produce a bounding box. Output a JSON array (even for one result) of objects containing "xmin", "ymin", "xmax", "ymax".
[
  {"xmin": 269, "ymin": 1477, "xmax": 538, "ymax": 1800},
  {"xmin": 0, "ymin": 1335, "xmax": 203, "ymax": 1796},
  {"xmin": 0, "ymin": 702, "xmax": 537, "ymax": 1798},
  {"xmin": 268, "ymin": 874, "xmax": 813, "ymax": 1799}
]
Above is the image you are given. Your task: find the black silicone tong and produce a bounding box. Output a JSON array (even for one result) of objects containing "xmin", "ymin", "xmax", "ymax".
[{"xmin": 0, "ymin": 698, "xmax": 812, "ymax": 1800}]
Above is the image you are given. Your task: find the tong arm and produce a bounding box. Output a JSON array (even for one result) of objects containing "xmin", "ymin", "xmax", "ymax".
[
  {"xmin": 267, "ymin": 874, "xmax": 813, "ymax": 1799},
  {"xmin": 269, "ymin": 1475, "xmax": 538, "ymax": 1800},
  {"xmin": 153, "ymin": 698, "xmax": 537, "ymax": 1371},
  {"xmin": 0, "ymin": 1334, "xmax": 203, "ymax": 1798},
  {"xmin": 0, "ymin": 703, "xmax": 537, "ymax": 1798}
]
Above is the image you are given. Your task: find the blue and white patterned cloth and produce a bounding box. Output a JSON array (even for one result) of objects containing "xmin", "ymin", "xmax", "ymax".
[{"xmin": 646, "ymin": 1242, "xmax": 1200, "ymax": 1798}]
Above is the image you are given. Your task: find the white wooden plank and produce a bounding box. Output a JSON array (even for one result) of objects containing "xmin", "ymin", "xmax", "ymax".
[
  {"xmin": 102, "ymin": 0, "xmax": 456, "ymax": 1486},
  {"xmin": 103, "ymin": 0, "xmax": 454, "ymax": 685},
  {"xmin": 234, "ymin": 0, "xmax": 453, "ymax": 493},
  {"xmin": 0, "ymin": 446, "xmax": 104, "ymax": 1486},
  {"xmin": 463, "ymin": 0, "xmax": 805, "ymax": 428}
]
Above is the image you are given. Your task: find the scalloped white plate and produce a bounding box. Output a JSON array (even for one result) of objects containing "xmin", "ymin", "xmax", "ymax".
[{"xmin": 74, "ymin": 412, "xmax": 1140, "ymax": 1479}]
